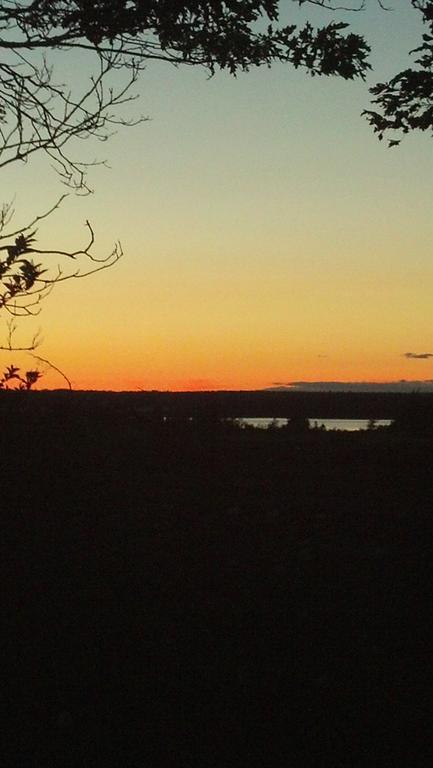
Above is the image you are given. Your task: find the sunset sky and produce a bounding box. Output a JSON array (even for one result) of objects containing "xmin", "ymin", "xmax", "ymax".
[{"xmin": 2, "ymin": 1, "xmax": 433, "ymax": 391}]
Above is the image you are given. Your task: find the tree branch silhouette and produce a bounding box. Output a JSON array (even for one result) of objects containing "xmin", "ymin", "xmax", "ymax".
[
  {"xmin": 0, "ymin": 1, "xmax": 375, "ymax": 190},
  {"xmin": 29, "ymin": 351, "xmax": 72, "ymax": 390},
  {"xmin": 0, "ymin": 0, "xmax": 430, "ymax": 191},
  {"xmin": 0, "ymin": 196, "xmax": 122, "ymax": 318},
  {"xmin": 0, "ymin": 318, "xmax": 41, "ymax": 351}
]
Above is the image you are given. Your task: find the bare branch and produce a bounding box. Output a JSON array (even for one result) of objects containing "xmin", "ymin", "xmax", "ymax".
[
  {"xmin": 0, "ymin": 194, "xmax": 68, "ymax": 241},
  {"xmin": 297, "ymin": 0, "xmax": 392, "ymax": 11},
  {"xmin": 0, "ymin": 318, "xmax": 41, "ymax": 351},
  {"xmin": 0, "ymin": 48, "xmax": 146, "ymax": 191},
  {"xmin": 0, "ymin": 200, "xmax": 15, "ymax": 233},
  {"xmin": 297, "ymin": 0, "xmax": 367, "ymax": 11},
  {"xmin": 29, "ymin": 351, "xmax": 72, "ymax": 390}
]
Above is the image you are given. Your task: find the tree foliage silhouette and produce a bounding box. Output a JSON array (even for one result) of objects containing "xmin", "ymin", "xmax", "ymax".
[
  {"xmin": 0, "ymin": 0, "xmax": 431, "ymax": 182},
  {"xmin": 363, "ymin": 0, "xmax": 433, "ymax": 144},
  {"xmin": 4, "ymin": 0, "xmax": 429, "ymax": 192},
  {"xmin": 0, "ymin": 363, "xmax": 41, "ymax": 390}
]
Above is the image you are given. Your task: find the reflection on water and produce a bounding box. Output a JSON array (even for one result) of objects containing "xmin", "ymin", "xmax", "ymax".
[{"xmin": 238, "ymin": 418, "xmax": 393, "ymax": 431}]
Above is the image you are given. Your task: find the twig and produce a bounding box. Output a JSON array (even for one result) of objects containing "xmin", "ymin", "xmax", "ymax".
[
  {"xmin": 0, "ymin": 194, "xmax": 69, "ymax": 242},
  {"xmin": 29, "ymin": 352, "xmax": 72, "ymax": 390}
]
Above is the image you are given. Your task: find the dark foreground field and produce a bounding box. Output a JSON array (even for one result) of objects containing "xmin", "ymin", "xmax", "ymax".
[{"xmin": 2, "ymin": 392, "xmax": 433, "ymax": 766}]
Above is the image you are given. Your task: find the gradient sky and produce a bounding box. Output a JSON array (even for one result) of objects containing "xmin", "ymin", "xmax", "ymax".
[{"xmin": 2, "ymin": 1, "xmax": 433, "ymax": 390}]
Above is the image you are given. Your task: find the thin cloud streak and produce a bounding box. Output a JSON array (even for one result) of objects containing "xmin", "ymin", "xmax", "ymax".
[
  {"xmin": 403, "ymin": 352, "xmax": 433, "ymax": 359},
  {"xmin": 267, "ymin": 381, "xmax": 433, "ymax": 392}
]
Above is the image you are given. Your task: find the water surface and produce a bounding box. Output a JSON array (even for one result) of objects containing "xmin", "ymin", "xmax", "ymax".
[{"xmin": 238, "ymin": 418, "xmax": 393, "ymax": 431}]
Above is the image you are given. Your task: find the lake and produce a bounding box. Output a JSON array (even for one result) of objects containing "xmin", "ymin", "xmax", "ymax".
[{"xmin": 238, "ymin": 418, "xmax": 393, "ymax": 431}]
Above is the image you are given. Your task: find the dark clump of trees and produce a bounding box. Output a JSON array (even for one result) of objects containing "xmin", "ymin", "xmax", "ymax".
[{"xmin": 284, "ymin": 414, "xmax": 311, "ymax": 433}]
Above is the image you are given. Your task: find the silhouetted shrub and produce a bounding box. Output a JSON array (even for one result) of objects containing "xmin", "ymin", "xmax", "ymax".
[{"xmin": 0, "ymin": 364, "xmax": 41, "ymax": 390}]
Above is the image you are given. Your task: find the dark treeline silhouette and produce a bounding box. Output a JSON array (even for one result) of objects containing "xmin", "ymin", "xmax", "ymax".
[
  {"xmin": 4, "ymin": 387, "xmax": 433, "ymax": 422},
  {"xmin": 2, "ymin": 390, "xmax": 433, "ymax": 766}
]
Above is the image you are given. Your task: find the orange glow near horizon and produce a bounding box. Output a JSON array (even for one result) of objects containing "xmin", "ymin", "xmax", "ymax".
[{"xmin": 25, "ymin": 354, "xmax": 433, "ymax": 392}]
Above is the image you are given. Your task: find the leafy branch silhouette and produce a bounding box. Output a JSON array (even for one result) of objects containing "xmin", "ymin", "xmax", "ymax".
[
  {"xmin": 0, "ymin": 195, "xmax": 122, "ymax": 318},
  {"xmin": 0, "ymin": 196, "xmax": 121, "ymax": 389},
  {"xmin": 0, "ymin": 363, "xmax": 41, "ymax": 390}
]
